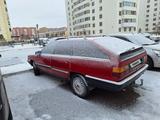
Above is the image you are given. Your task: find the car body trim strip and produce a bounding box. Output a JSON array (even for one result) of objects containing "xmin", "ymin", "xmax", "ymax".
[{"xmin": 36, "ymin": 63, "xmax": 69, "ymax": 74}]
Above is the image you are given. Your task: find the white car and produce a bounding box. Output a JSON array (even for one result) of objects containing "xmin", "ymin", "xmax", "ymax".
[{"xmin": 111, "ymin": 34, "xmax": 160, "ymax": 69}]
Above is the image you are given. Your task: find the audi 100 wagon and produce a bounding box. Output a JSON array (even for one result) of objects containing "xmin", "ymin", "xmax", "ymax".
[{"xmin": 28, "ymin": 37, "xmax": 148, "ymax": 98}]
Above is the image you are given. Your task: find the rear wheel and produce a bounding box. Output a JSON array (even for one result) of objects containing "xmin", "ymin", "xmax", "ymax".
[
  {"xmin": 147, "ymin": 57, "xmax": 154, "ymax": 70},
  {"xmin": 71, "ymin": 75, "xmax": 89, "ymax": 98},
  {"xmin": 33, "ymin": 62, "xmax": 40, "ymax": 76}
]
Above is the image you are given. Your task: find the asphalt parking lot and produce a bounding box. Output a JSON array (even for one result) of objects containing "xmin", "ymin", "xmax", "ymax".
[{"xmin": 4, "ymin": 69, "xmax": 160, "ymax": 120}]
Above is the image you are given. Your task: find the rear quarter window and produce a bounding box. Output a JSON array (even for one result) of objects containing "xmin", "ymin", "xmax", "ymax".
[{"xmin": 72, "ymin": 40, "xmax": 108, "ymax": 59}]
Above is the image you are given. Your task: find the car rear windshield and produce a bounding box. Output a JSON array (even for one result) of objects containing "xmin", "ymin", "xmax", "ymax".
[{"xmin": 120, "ymin": 47, "xmax": 145, "ymax": 61}]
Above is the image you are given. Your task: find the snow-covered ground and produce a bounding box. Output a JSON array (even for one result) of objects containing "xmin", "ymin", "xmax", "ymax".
[
  {"xmin": 3, "ymin": 70, "xmax": 160, "ymax": 120},
  {"xmin": 0, "ymin": 44, "xmax": 42, "ymax": 75}
]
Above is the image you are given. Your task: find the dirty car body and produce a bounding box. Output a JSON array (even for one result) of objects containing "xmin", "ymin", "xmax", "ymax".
[{"xmin": 28, "ymin": 37, "xmax": 148, "ymax": 97}]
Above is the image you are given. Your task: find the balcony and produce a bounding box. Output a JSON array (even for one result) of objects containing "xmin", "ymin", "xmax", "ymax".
[{"xmin": 121, "ymin": 22, "xmax": 137, "ymax": 27}]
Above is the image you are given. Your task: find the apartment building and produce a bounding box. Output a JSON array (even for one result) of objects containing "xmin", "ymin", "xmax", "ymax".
[
  {"xmin": 39, "ymin": 27, "xmax": 67, "ymax": 38},
  {"xmin": 0, "ymin": 0, "xmax": 11, "ymax": 41},
  {"xmin": 65, "ymin": 0, "xmax": 139, "ymax": 36},
  {"xmin": 138, "ymin": 0, "xmax": 160, "ymax": 34},
  {"xmin": 12, "ymin": 27, "xmax": 36, "ymax": 41}
]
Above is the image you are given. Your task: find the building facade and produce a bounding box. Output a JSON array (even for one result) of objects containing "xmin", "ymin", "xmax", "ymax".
[
  {"xmin": 39, "ymin": 27, "xmax": 67, "ymax": 38},
  {"xmin": 138, "ymin": 0, "xmax": 160, "ymax": 34},
  {"xmin": 0, "ymin": 0, "xmax": 11, "ymax": 41},
  {"xmin": 12, "ymin": 27, "xmax": 36, "ymax": 41},
  {"xmin": 65, "ymin": 0, "xmax": 139, "ymax": 36}
]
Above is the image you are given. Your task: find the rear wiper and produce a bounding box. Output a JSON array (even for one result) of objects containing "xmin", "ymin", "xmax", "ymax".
[
  {"xmin": 142, "ymin": 44, "xmax": 150, "ymax": 46},
  {"xmin": 143, "ymin": 43, "xmax": 158, "ymax": 46}
]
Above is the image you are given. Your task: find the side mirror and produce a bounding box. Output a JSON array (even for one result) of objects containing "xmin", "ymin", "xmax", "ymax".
[{"xmin": 35, "ymin": 51, "xmax": 41, "ymax": 56}]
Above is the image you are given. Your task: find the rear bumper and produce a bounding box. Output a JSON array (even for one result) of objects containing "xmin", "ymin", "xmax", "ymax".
[{"xmin": 86, "ymin": 64, "xmax": 148, "ymax": 91}]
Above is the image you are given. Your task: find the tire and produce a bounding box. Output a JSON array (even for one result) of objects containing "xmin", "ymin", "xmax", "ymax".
[
  {"xmin": 8, "ymin": 107, "xmax": 13, "ymax": 120},
  {"xmin": 71, "ymin": 75, "xmax": 89, "ymax": 98},
  {"xmin": 147, "ymin": 57, "xmax": 154, "ymax": 70},
  {"xmin": 33, "ymin": 62, "xmax": 40, "ymax": 76}
]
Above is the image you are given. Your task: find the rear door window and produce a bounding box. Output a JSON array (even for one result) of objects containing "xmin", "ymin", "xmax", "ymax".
[
  {"xmin": 54, "ymin": 41, "xmax": 73, "ymax": 56},
  {"xmin": 73, "ymin": 40, "xmax": 107, "ymax": 59}
]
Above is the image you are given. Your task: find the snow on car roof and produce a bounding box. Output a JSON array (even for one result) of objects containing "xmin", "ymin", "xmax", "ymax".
[{"xmin": 89, "ymin": 37, "xmax": 141, "ymax": 55}]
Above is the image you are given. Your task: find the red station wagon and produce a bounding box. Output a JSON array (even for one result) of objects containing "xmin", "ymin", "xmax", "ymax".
[{"xmin": 28, "ymin": 37, "xmax": 148, "ymax": 97}]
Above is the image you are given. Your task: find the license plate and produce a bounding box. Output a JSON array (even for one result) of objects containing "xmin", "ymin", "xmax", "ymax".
[{"xmin": 130, "ymin": 59, "xmax": 141, "ymax": 68}]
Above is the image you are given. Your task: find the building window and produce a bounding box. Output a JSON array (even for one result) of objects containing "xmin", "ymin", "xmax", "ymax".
[
  {"xmin": 99, "ymin": 14, "xmax": 102, "ymax": 19},
  {"xmin": 154, "ymin": 8, "xmax": 157, "ymax": 11},
  {"xmin": 124, "ymin": 27, "xmax": 127, "ymax": 32},
  {"xmin": 99, "ymin": 22, "xmax": 103, "ymax": 26},
  {"xmin": 99, "ymin": 0, "xmax": 102, "ymax": 3},
  {"xmin": 99, "ymin": 29, "xmax": 103, "ymax": 33},
  {"xmin": 92, "ymin": 2, "xmax": 95, "ymax": 6},
  {"xmin": 92, "ymin": 16, "xmax": 95, "ymax": 20},
  {"xmin": 92, "ymin": 9, "xmax": 95, "ymax": 13},
  {"xmin": 93, "ymin": 24, "xmax": 95, "ymax": 27},
  {"xmin": 153, "ymin": 18, "xmax": 156, "ymax": 21},
  {"xmin": 119, "ymin": 20, "xmax": 121, "ymax": 24},
  {"xmin": 99, "ymin": 6, "xmax": 102, "ymax": 11},
  {"xmin": 146, "ymin": 28, "xmax": 149, "ymax": 31},
  {"xmin": 93, "ymin": 30, "xmax": 95, "ymax": 34},
  {"xmin": 119, "ymin": 28, "xmax": 121, "ymax": 32}
]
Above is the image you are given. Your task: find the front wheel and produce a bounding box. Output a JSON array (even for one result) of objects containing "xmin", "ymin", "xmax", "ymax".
[
  {"xmin": 33, "ymin": 62, "xmax": 40, "ymax": 76},
  {"xmin": 71, "ymin": 75, "xmax": 89, "ymax": 98}
]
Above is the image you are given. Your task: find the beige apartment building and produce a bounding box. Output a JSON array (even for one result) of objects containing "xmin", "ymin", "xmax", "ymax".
[
  {"xmin": 138, "ymin": 0, "xmax": 160, "ymax": 34},
  {"xmin": 0, "ymin": 0, "xmax": 11, "ymax": 41},
  {"xmin": 65, "ymin": 0, "xmax": 139, "ymax": 36}
]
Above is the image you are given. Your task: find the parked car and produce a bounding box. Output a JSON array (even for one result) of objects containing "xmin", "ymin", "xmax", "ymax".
[
  {"xmin": 0, "ymin": 70, "xmax": 13, "ymax": 120},
  {"xmin": 111, "ymin": 34, "xmax": 160, "ymax": 69},
  {"xmin": 28, "ymin": 37, "xmax": 148, "ymax": 98},
  {"xmin": 149, "ymin": 35, "xmax": 160, "ymax": 43}
]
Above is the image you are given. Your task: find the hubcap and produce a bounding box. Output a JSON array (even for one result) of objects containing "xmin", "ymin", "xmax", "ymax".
[{"xmin": 73, "ymin": 77, "xmax": 86, "ymax": 95}]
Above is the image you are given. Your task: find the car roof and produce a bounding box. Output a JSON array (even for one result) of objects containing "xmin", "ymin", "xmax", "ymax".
[
  {"xmin": 49, "ymin": 36, "xmax": 141, "ymax": 55},
  {"xmin": 89, "ymin": 37, "xmax": 141, "ymax": 55}
]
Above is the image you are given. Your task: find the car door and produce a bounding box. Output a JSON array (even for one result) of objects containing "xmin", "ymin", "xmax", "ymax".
[
  {"xmin": 0, "ymin": 71, "xmax": 12, "ymax": 120},
  {"xmin": 50, "ymin": 41, "xmax": 72, "ymax": 79},
  {"xmin": 36, "ymin": 43, "xmax": 54, "ymax": 73}
]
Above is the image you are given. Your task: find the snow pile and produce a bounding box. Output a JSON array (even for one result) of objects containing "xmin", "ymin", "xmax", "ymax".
[
  {"xmin": 1, "ymin": 62, "xmax": 32, "ymax": 75},
  {"xmin": 0, "ymin": 44, "xmax": 41, "ymax": 75},
  {"xmin": 0, "ymin": 44, "xmax": 42, "ymax": 52}
]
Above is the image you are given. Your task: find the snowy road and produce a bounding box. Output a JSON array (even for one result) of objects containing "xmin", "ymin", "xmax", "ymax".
[
  {"xmin": 1, "ymin": 44, "xmax": 160, "ymax": 120},
  {"xmin": 3, "ymin": 70, "xmax": 160, "ymax": 120}
]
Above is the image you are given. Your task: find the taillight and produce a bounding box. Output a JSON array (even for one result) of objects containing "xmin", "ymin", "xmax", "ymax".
[
  {"xmin": 112, "ymin": 65, "xmax": 129, "ymax": 80},
  {"xmin": 112, "ymin": 65, "xmax": 129, "ymax": 73}
]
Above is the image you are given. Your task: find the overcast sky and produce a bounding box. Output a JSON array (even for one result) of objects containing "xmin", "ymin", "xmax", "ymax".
[{"xmin": 7, "ymin": 0, "xmax": 67, "ymax": 28}]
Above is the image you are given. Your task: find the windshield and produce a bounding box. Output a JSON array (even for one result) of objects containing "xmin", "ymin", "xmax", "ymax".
[{"xmin": 126, "ymin": 35, "xmax": 157, "ymax": 46}]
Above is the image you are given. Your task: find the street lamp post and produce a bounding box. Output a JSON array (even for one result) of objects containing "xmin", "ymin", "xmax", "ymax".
[{"xmin": 36, "ymin": 24, "xmax": 40, "ymax": 45}]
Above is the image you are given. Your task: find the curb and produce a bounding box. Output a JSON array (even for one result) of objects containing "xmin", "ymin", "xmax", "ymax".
[{"xmin": 1, "ymin": 69, "xmax": 33, "ymax": 77}]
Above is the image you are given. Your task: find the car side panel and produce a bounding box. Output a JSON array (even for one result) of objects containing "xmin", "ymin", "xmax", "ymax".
[
  {"xmin": 35, "ymin": 54, "xmax": 52, "ymax": 74},
  {"xmin": 70, "ymin": 57, "xmax": 113, "ymax": 80},
  {"xmin": 50, "ymin": 55, "xmax": 70, "ymax": 79}
]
